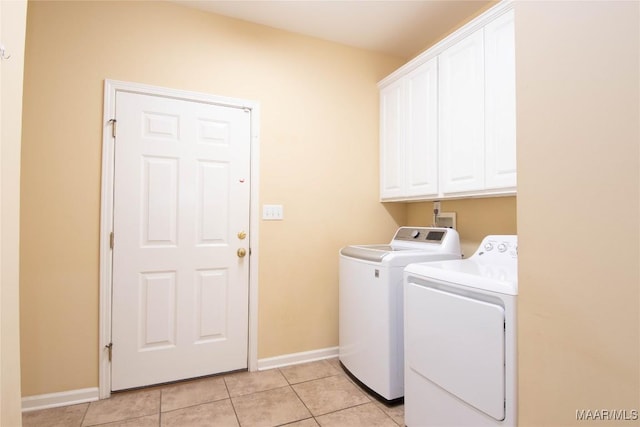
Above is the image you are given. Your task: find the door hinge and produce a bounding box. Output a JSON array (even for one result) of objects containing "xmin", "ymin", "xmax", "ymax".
[
  {"xmin": 109, "ymin": 232, "xmax": 114, "ymax": 249},
  {"xmin": 108, "ymin": 119, "xmax": 117, "ymax": 138},
  {"xmin": 106, "ymin": 342, "xmax": 113, "ymax": 362}
]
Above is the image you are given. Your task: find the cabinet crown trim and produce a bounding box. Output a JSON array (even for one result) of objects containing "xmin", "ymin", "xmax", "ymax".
[{"xmin": 378, "ymin": 0, "xmax": 513, "ymax": 88}]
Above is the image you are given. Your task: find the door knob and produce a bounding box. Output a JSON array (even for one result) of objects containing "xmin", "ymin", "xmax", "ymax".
[{"xmin": 237, "ymin": 248, "xmax": 247, "ymax": 258}]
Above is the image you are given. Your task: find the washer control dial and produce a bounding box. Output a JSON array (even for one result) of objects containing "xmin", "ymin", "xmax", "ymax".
[
  {"xmin": 484, "ymin": 242, "xmax": 494, "ymax": 251},
  {"xmin": 498, "ymin": 243, "xmax": 508, "ymax": 253}
]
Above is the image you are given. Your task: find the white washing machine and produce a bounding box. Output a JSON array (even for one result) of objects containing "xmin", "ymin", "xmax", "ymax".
[
  {"xmin": 404, "ymin": 235, "xmax": 518, "ymax": 426},
  {"xmin": 339, "ymin": 227, "xmax": 461, "ymax": 402}
]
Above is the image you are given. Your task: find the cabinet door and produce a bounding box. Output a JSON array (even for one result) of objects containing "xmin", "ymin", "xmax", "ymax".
[
  {"xmin": 380, "ymin": 81, "xmax": 404, "ymax": 199},
  {"xmin": 439, "ymin": 29, "xmax": 485, "ymax": 194},
  {"xmin": 485, "ymin": 10, "xmax": 516, "ymax": 190},
  {"xmin": 405, "ymin": 58, "xmax": 439, "ymax": 197}
]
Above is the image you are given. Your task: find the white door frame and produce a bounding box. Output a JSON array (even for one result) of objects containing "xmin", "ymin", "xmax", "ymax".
[{"xmin": 98, "ymin": 79, "xmax": 260, "ymax": 399}]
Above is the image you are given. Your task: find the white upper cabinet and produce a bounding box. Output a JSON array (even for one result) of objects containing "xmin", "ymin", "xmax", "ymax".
[
  {"xmin": 439, "ymin": 28, "xmax": 485, "ymax": 194},
  {"xmin": 380, "ymin": 80, "xmax": 404, "ymax": 199},
  {"xmin": 484, "ymin": 9, "xmax": 516, "ymax": 190},
  {"xmin": 378, "ymin": 2, "xmax": 516, "ymax": 201},
  {"xmin": 380, "ymin": 58, "xmax": 439, "ymax": 200},
  {"xmin": 405, "ymin": 58, "xmax": 439, "ymax": 197}
]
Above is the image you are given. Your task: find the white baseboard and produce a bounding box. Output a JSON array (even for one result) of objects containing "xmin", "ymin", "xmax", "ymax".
[
  {"xmin": 257, "ymin": 346, "xmax": 339, "ymax": 371},
  {"xmin": 21, "ymin": 348, "xmax": 339, "ymax": 411},
  {"xmin": 22, "ymin": 387, "xmax": 99, "ymax": 412}
]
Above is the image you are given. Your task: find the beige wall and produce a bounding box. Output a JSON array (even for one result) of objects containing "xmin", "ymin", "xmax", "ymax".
[
  {"xmin": 1, "ymin": 0, "xmax": 27, "ymax": 424},
  {"xmin": 515, "ymin": 1, "xmax": 639, "ymax": 425},
  {"xmin": 20, "ymin": 0, "xmax": 405, "ymax": 396},
  {"xmin": 407, "ymin": 196, "xmax": 517, "ymax": 256},
  {"xmin": 23, "ymin": 2, "xmax": 639, "ymax": 417}
]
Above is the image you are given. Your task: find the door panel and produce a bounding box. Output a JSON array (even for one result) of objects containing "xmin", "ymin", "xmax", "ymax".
[
  {"xmin": 195, "ymin": 269, "xmax": 228, "ymax": 342},
  {"xmin": 380, "ymin": 81, "xmax": 404, "ymax": 199},
  {"xmin": 197, "ymin": 161, "xmax": 229, "ymax": 244},
  {"xmin": 142, "ymin": 157, "xmax": 178, "ymax": 245},
  {"xmin": 111, "ymin": 91, "xmax": 250, "ymax": 390},
  {"xmin": 485, "ymin": 9, "xmax": 516, "ymax": 189},
  {"xmin": 439, "ymin": 29, "xmax": 485, "ymax": 194},
  {"xmin": 406, "ymin": 281, "xmax": 505, "ymax": 421},
  {"xmin": 406, "ymin": 57, "xmax": 439, "ymax": 197},
  {"xmin": 140, "ymin": 271, "xmax": 176, "ymax": 349}
]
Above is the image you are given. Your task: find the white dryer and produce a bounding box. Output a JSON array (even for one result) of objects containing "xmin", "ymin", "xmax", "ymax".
[
  {"xmin": 404, "ymin": 235, "xmax": 518, "ymax": 426},
  {"xmin": 339, "ymin": 227, "xmax": 461, "ymax": 402}
]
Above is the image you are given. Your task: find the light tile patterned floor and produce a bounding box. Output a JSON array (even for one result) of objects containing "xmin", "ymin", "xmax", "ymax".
[{"xmin": 22, "ymin": 358, "xmax": 404, "ymax": 427}]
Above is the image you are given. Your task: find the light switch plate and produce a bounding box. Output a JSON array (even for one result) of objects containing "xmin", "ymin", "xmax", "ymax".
[{"xmin": 262, "ymin": 204, "xmax": 284, "ymax": 220}]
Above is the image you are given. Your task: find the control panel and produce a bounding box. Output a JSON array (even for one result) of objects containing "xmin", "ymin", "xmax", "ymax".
[
  {"xmin": 393, "ymin": 227, "xmax": 448, "ymax": 244},
  {"xmin": 476, "ymin": 235, "xmax": 518, "ymax": 259}
]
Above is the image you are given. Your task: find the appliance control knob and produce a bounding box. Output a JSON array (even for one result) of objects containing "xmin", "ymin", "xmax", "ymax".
[
  {"xmin": 498, "ymin": 243, "xmax": 508, "ymax": 253},
  {"xmin": 411, "ymin": 230, "xmax": 420, "ymax": 239},
  {"xmin": 484, "ymin": 242, "xmax": 494, "ymax": 251}
]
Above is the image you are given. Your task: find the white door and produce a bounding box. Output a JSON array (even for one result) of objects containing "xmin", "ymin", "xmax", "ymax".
[
  {"xmin": 405, "ymin": 282, "xmax": 506, "ymax": 421},
  {"xmin": 439, "ymin": 29, "xmax": 485, "ymax": 194},
  {"xmin": 111, "ymin": 91, "xmax": 251, "ymax": 390},
  {"xmin": 379, "ymin": 80, "xmax": 404, "ymax": 199},
  {"xmin": 484, "ymin": 9, "xmax": 517, "ymax": 190},
  {"xmin": 405, "ymin": 57, "xmax": 439, "ymax": 198}
]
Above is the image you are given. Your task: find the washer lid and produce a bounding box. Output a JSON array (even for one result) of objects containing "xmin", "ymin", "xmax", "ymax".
[
  {"xmin": 339, "ymin": 245, "xmax": 412, "ymax": 262},
  {"xmin": 339, "ymin": 227, "xmax": 462, "ymax": 263}
]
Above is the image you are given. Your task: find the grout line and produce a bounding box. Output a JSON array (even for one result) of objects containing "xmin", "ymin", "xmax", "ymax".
[
  {"xmin": 279, "ymin": 360, "xmax": 348, "ymax": 386},
  {"xmin": 276, "ymin": 416, "xmax": 317, "ymax": 426},
  {"xmin": 27, "ymin": 361, "xmax": 401, "ymax": 427},
  {"xmin": 157, "ymin": 389, "xmax": 162, "ymax": 427},
  {"xmin": 277, "ymin": 367, "xmax": 292, "ymax": 386},
  {"xmin": 79, "ymin": 401, "xmax": 90, "ymax": 427},
  {"xmin": 88, "ymin": 413, "xmax": 162, "ymax": 427},
  {"xmin": 159, "ymin": 401, "xmax": 228, "ymax": 415},
  {"xmin": 222, "ymin": 376, "xmax": 242, "ymax": 427},
  {"xmin": 288, "ymin": 375, "xmax": 373, "ymax": 419},
  {"xmin": 288, "ymin": 381, "xmax": 314, "ymax": 419},
  {"xmin": 312, "ymin": 401, "xmax": 373, "ymax": 419}
]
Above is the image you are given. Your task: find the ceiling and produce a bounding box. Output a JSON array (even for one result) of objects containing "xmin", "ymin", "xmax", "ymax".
[{"xmin": 175, "ymin": 1, "xmax": 495, "ymax": 59}]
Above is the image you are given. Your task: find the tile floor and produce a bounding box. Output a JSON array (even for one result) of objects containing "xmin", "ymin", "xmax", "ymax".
[{"xmin": 22, "ymin": 358, "xmax": 404, "ymax": 427}]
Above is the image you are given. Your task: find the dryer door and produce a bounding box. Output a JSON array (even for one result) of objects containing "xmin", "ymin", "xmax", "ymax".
[{"xmin": 405, "ymin": 281, "xmax": 506, "ymax": 421}]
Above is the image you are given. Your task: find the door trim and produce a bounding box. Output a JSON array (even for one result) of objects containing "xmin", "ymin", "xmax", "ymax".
[{"xmin": 99, "ymin": 79, "xmax": 260, "ymax": 399}]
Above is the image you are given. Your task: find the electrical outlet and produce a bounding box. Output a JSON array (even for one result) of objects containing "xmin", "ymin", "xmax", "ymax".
[
  {"xmin": 262, "ymin": 204, "xmax": 284, "ymax": 220},
  {"xmin": 435, "ymin": 212, "xmax": 457, "ymax": 229}
]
